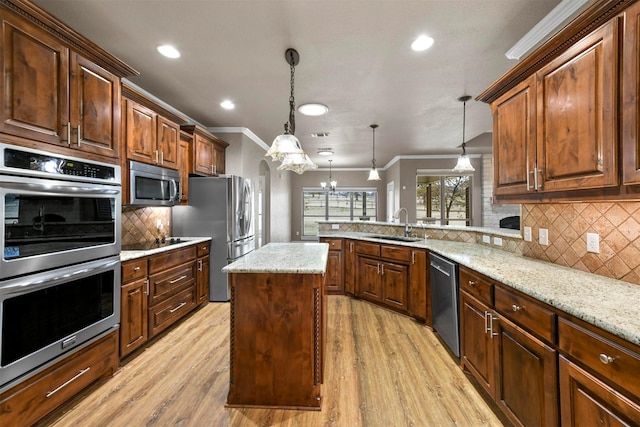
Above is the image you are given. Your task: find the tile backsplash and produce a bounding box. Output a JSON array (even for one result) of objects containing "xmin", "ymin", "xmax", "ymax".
[
  {"xmin": 522, "ymin": 202, "xmax": 640, "ymax": 285},
  {"xmin": 121, "ymin": 206, "xmax": 171, "ymax": 246}
]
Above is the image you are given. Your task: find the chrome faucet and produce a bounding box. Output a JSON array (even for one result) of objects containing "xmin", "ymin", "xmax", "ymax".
[{"xmin": 393, "ymin": 207, "xmax": 412, "ymax": 237}]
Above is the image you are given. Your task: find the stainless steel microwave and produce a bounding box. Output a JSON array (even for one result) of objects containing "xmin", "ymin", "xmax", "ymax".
[{"xmin": 129, "ymin": 161, "xmax": 180, "ymax": 206}]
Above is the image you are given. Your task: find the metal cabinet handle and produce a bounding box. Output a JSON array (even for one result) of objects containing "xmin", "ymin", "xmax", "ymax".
[
  {"xmin": 412, "ymin": 251, "xmax": 415, "ymax": 264},
  {"xmin": 527, "ymin": 169, "xmax": 533, "ymax": 190},
  {"xmin": 77, "ymin": 125, "xmax": 81, "ymax": 146},
  {"xmin": 66, "ymin": 122, "xmax": 72, "ymax": 146},
  {"xmin": 468, "ymin": 280, "xmax": 476, "ymax": 287},
  {"xmin": 599, "ymin": 353, "xmax": 614, "ymax": 364},
  {"xmin": 169, "ymin": 301, "xmax": 187, "ymax": 313},
  {"xmin": 350, "ymin": 242, "xmax": 353, "ymax": 253},
  {"xmin": 512, "ymin": 304, "xmax": 522, "ymax": 312},
  {"xmin": 46, "ymin": 367, "xmax": 91, "ymax": 397},
  {"xmin": 145, "ymin": 279, "xmax": 149, "ymax": 295},
  {"xmin": 490, "ymin": 313, "xmax": 499, "ymax": 337},
  {"xmin": 160, "ymin": 151, "xmax": 164, "ymax": 164},
  {"xmin": 155, "ymin": 150, "xmax": 159, "ymax": 164},
  {"xmin": 377, "ymin": 263, "xmax": 380, "ymax": 274},
  {"xmin": 198, "ymin": 259, "xmax": 203, "ymax": 271},
  {"xmin": 169, "ymin": 275, "xmax": 188, "ymax": 284},
  {"xmin": 381, "ymin": 264, "xmax": 385, "ymax": 275},
  {"xmin": 214, "ymin": 165, "xmax": 217, "ymax": 175},
  {"xmin": 133, "ymin": 266, "xmax": 141, "ymax": 272},
  {"xmin": 484, "ymin": 311, "xmax": 491, "ymax": 334}
]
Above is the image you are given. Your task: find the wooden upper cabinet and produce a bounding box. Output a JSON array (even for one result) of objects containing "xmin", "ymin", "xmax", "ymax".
[
  {"xmin": 181, "ymin": 124, "xmax": 229, "ymax": 177},
  {"xmin": 623, "ymin": 1, "xmax": 640, "ymax": 185},
  {"xmin": 194, "ymin": 133, "xmax": 214, "ymax": 175},
  {"xmin": 177, "ymin": 132, "xmax": 191, "ymax": 204},
  {"xmin": 0, "ymin": 16, "xmax": 70, "ymax": 146},
  {"xmin": 125, "ymin": 99, "xmax": 157, "ymax": 164},
  {"xmin": 492, "ymin": 76, "xmax": 537, "ymax": 196},
  {"xmin": 536, "ymin": 17, "xmax": 619, "ymax": 192},
  {"xmin": 70, "ymin": 54, "xmax": 121, "ymax": 158},
  {"xmin": 156, "ymin": 116, "xmax": 179, "ymax": 169}
]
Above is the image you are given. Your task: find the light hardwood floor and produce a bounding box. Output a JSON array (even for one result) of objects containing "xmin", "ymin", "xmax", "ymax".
[{"xmin": 37, "ymin": 296, "xmax": 505, "ymax": 427}]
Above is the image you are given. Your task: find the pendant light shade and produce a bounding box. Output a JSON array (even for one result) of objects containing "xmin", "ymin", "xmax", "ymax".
[
  {"xmin": 265, "ymin": 48, "xmax": 317, "ymax": 173},
  {"xmin": 367, "ymin": 124, "xmax": 381, "ymax": 181},
  {"xmin": 452, "ymin": 95, "xmax": 475, "ymax": 173}
]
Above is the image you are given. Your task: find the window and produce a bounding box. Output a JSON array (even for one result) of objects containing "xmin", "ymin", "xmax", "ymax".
[
  {"xmin": 302, "ymin": 189, "xmax": 377, "ymax": 237},
  {"xmin": 416, "ymin": 175, "xmax": 471, "ymax": 226}
]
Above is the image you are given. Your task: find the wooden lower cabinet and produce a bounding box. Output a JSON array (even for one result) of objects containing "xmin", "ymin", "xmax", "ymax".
[
  {"xmin": 320, "ymin": 238, "xmax": 344, "ymax": 294},
  {"xmin": 408, "ymin": 249, "xmax": 427, "ymax": 322},
  {"xmin": 559, "ymin": 356, "xmax": 640, "ymax": 426},
  {"xmin": 344, "ymin": 240, "xmax": 356, "ymax": 295},
  {"xmin": 197, "ymin": 254, "xmax": 210, "ymax": 305},
  {"xmin": 380, "ymin": 261, "xmax": 408, "ymax": 311},
  {"xmin": 494, "ymin": 315, "xmax": 558, "ymax": 427},
  {"xmin": 0, "ymin": 331, "xmax": 119, "ymax": 427},
  {"xmin": 120, "ymin": 277, "xmax": 148, "ymax": 357},
  {"xmin": 358, "ymin": 256, "xmax": 383, "ymax": 302}
]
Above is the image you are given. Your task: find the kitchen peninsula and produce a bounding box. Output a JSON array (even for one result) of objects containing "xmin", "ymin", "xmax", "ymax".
[{"xmin": 222, "ymin": 243, "xmax": 329, "ymax": 410}]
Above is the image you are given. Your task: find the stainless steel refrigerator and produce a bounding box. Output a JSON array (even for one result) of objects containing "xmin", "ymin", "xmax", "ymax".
[{"xmin": 173, "ymin": 175, "xmax": 254, "ymax": 301}]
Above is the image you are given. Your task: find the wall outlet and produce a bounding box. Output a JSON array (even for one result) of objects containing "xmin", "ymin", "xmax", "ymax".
[
  {"xmin": 539, "ymin": 228, "xmax": 549, "ymax": 246},
  {"xmin": 493, "ymin": 237, "xmax": 503, "ymax": 246},
  {"xmin": 524, "ymin": 226, "xmax": 532, "ymax": 242},
  {"xmin": 331, "ymin": 224, "xmax": 339, "ymax": 230},
  {"xmin": 482, "ymin": 235, "xmax": 490, "ymax": 244},
  {"xmin": 586, "ymin": 232, "xmax": 600, "ymax": 253},
  {"xmin": 296, "ymin": 231, "xmax": 300, "ymax": 236}
]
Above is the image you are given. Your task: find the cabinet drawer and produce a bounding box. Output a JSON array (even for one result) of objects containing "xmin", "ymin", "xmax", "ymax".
[
  {"xmin": 121, "ymin": 258, "xmax": 148, "ymax": 283},
  {"xmin": 148, "ymin": 286, "xmax": 196, "ymax": 337},
  {"xmin": 149, "ymin": 262, "xmax": 195, "ymax": 306},
  {"xmin": 494, "ymin": 285, "xmax": 556, "ymax": 343},
  {"xmin": 322, "ymin": 238, "xmax": 343, "ymax": 251},
  {"xmin": 196, "ymin": 242, "xmax": 210, "ymax": 257},
  {"xmin": 558, "ymin": 317, "xmax": 640, "ymax": 399},
  {"xmin": 355, "ymin": 241, "xmax": 380, "ymax": 256},
  {"xmin": 148, "ymin": 246, "xmax": 196, "ymax": 274},
  {"xmin": 380, "ymin": 245, "xmax": 411, "ymax": 263},
  {"xmin": 459, "ymin": 267, "xmax": 493, "ymax": 306},
  {"xmin": 0, "ymin": 331, "xmax": 118, "ymax": 427}
]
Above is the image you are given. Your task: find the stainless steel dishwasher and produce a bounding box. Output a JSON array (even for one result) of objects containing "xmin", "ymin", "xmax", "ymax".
[{"xmin": 429, "ymin": 253, "xmax": 460, "ymax": 357}]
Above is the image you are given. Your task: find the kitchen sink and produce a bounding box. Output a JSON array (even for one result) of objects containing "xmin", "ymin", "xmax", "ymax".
[{"xmin": 367, "ymin": 235, "xmax": 423, "ymax": 242}]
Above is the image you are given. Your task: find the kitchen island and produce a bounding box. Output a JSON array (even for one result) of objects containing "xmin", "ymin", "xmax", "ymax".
[{"xmin": 222, "ymin": 242, "xmax": 329, "ymax": 410}]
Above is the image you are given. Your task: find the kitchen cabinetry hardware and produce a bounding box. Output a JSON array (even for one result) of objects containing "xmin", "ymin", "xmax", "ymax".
[
  {"xmin": 134, "ymin": 266, "xmax": 141, "ymax": 272},
  {"xmin": 169, "ymin": 275, "xmax": 188, "ymax": 284},
  {"xmin": 77, "ymin": 125, "xmax": 81, "ymax": 146},
  {"xmin": 489, "ymin": 314, "xmax": 499, "ymax": 337},
  {"xmin": 66, "ymin": 123, "xmax": 71, "ymax": 146},
  {"xmin": 381, "ymin": 264, "xmax": 385, "ymax": 275},
  {"xmin": 468, "ymin": 280, "xmax": 476, "ymax": 287},
  {"xmin": 145, "ymin": 279, "xmax": 149, "ymax": 295},
  {"xmin": 512, "ymin": 304, "xmax": 522, "ymax": 311},
  {"xmin": 198, "ymin": 259, "xmax": 203, "ymax": 271},
  {"xmin": 169, "ymin": 302, "xmax": 187, "ymax": 313},
  {"xmin": 599, "ymin": 353, "xmax": 614, "ymax": 364},
  {"xmin": 46, "ymin": 367, "xmax": 91, "ymax": 398},
  {"xmin": 411, "ymin": 251, "xmax": 415, "ymax": 264},
  {"xmin": 377, "ymin": 263, "xmax": 380, "ymax": 274},
  {"xmin": 349, "ymin": 242, "xmax": 353, "ymax": 253},
  {"xmin": 484, "ymin": 310, "xmax": 491, "ymax": 335},
  {"xmin": 430, "ymin": 262, "xmax": 451, "ymax": 277}
]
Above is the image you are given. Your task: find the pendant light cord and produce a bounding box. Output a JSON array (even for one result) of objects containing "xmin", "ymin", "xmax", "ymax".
[
  {"xmin": 459, "ymin": 95, "xmax": 471, "ymax": 155},
  {"xmin": 371, "ymin": 124, "xmax": 378, "ymax": 167},
  {"xmin": 287, "ymin": 52, "xmax": 296, "ymax": 135}
]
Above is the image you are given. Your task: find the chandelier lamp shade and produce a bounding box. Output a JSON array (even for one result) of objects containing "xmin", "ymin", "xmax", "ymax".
[
  {"xmin": 321, "ymin": 159, "xmax": 337, "ymax": 191},
  {"xmin": 452, "ymin": 95, "xmax": 475, "ymax": 173},
  {"xmin": 367, "ymin": 124, "xmax": 381, "ymax": 181},
  {"xmin": 265, "ymin": 48, "xmax": 317, "ymax": 174}
]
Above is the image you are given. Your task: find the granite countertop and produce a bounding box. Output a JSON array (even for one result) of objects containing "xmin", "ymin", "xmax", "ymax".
[
  {"xmin": 120, "ymin": 237, "xmax": 211, "ymax": 261},
  {"xmin": 222, "ymin": 242, "xmax": 329, "ymax": 274},
  {"xmin": 321, "ymin": 232, "xmax": 640, "ymax": 347}
]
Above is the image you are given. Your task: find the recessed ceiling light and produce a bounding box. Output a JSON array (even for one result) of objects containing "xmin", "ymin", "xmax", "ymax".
[
  {"xmin": 311, "ymin": 132, "xmax": 330, "ymax": 138},
  {"xmin": 298, "ymin": 103, "xmax": 329, "ymax": 116},
  {"xmin": 317, "ymin": 148, "xmax": 334, "ymax": 156},
  {"xmin": 411, "ymin": 35, "xmax": 434, "ymax": 52},
  {"xmin": 220, "ymin": 100, "xmax": 235, "ymax": 110},
  {"xmin": 157, "ymin": 44, "xmax": 181, "ymax": 59}
]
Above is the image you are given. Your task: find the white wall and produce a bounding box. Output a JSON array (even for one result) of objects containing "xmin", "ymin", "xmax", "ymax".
[{"xmin": 481, "ymin": 154, "xmax": 520, "ymax": 228}]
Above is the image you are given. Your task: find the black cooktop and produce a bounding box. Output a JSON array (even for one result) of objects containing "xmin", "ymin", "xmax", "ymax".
[{"xmin": 122, "ymin": 237, "xmax": 185, "ymax": 251}]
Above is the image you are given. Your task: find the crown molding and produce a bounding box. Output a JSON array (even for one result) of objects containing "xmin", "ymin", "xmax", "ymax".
[{"xmin": 207, "ymin": 127, "xmax": 270, "ymax": 151}]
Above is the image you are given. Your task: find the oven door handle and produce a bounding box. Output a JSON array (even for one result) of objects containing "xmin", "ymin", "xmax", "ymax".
[
  {"xmin": 0, "ymin": 180, "xmax": 120, "ymax": 196},
  {"xmin": 0, "ymin": 256, "xmax": 120, "ymax": 296}
]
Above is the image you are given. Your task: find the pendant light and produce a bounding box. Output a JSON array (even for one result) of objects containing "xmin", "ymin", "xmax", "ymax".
[
  {"xmin": 367, "ymin": 124, "xmax": 381, "ymax": 181},
  {"xmin": 452, "ymin": 95, "xmax": 475, "ymax": 173},
  {"xmin": 265, "ymin": 48, "xmax": 317, "ymax": 174},
  {"xmin": 321, "ymin": 159, "xmax": 337, "ymax": 191}
]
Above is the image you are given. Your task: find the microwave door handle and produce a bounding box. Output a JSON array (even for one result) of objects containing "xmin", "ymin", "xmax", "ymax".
[{"xmin": 171, "ymin": 178, "xmax": 178, "ymax": 200}]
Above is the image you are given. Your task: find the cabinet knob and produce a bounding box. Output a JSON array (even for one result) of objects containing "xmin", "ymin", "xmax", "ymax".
[
  {"xmin": 468, "ymin": 280, "xmax": 476, "ymax": 287},
  {"xmin": 599, "ymin": 353, "xmax": 614, "ymax": 365},
  {"xmin": 133, "ymin": 266, "xmax": 141, "ymax": 272},
  {"xmin": 512, "ymin": 304, "xmax": 522, "ymax": 312}
]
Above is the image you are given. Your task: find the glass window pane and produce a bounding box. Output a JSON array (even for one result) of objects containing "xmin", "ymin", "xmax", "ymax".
[
  {"xmin": 444, "ymin": 175, "xmax": 470, "ymax": 225},
  {"xmin": 327, "ymin": 191, "xmax": 351, "ymax": 218}
]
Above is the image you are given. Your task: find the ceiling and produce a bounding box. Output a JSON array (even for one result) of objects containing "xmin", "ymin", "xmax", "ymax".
[{"xmin": 33, "ymin": 0, "xmax": 562, "ymax": 170}]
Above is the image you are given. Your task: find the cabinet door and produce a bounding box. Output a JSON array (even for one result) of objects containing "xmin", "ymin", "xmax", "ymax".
[
  {"xmin": 120, "ymin": 277, "xmax": 148, "ymax": 358},
  {"xmin": 460, "ymin": 291, "xmax": 495, "ymax": 399},
  {"xmin": 214, "ymin": 142, "xmax": 225, "ymax": 175},
  {"xmin": 69, "ymin": 53, "xmax": 120, "ymax": 159},
  {"xmin": 193, "ymin": 134, "xmax": 213, "ymax": 175},
  {"xmin": 157, "ymin": 116, "xmax": 179, "ymax": 169},
  {"xmin": 196, "ymin": 255, "xmax": 209, "ymax": 305},
  {"xmin": 494, "ymin": 315, "xmax": 558, "ymax": 427},
  {"xmin": 492, "ymin": 76, "xmax": 537, "ymax": 196},
  {"xmin": 344, "ymin": 240, "xmax": 356, "ymax": 295},
  {"xmin": 358, "ymin": 257, "xmax": 382, "ymax": 302},
  {"xmin": 559, "ymin": 356, "xmax": 640, "ymax": 426},
  {"xmin": 381, "ymin": 261, "xmax": 408, "ymax": 311},
  {"xmin": 325, "ymin": 250, "xmax": 344, "ymax": 294},
  {"xmin": 623, "ymin": 1, "xmax": 640, "ymax": 184},
  {"xmin": 0, "ymin": 16, "xmax": 69, "ymax": 146},
  {"xmin": 408, "ymin": 249, "xmax": 427, "ymax": 321},
  {"xmin": 177, "ymin": 135, "xmax": 190, "ymax": 203},
  {"xmin": 536, "ymin": 18, "xmax": 619, "ymax": 192},
  {"xmin": 125, "ymin": 99, "xmax": 157, "ymax": 165}
]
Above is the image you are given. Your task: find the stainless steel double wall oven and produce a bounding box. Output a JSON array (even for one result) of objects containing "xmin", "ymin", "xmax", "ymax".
[{"xmin": 0, "ymin": 143, "xmax": 121, "ymax": 390}]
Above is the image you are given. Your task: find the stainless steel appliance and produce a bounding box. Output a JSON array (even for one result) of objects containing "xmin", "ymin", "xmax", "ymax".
[
  {"xmin": 0, "ymin": 143, "xmax": 121, "ymax": 390},
  {"xmin": 430, "ymin": 252, "xmax": 460, "ymax": 357},
  {"xmin": 173, "ymin": 175, "xmax": 254, "ymax": 301},
  {"xmin": 128, "ymin": 160, "xmax": 180, "ymax": 206}
]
